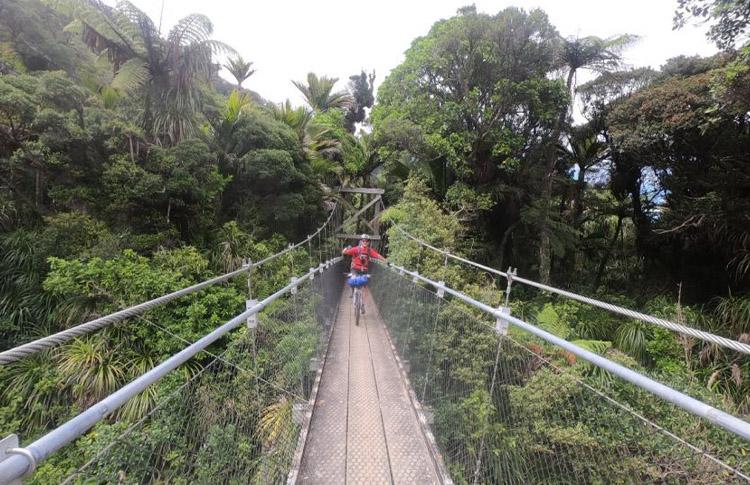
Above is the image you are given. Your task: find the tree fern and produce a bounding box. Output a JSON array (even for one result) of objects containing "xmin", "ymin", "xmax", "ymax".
[{"xmin": 109, "ymin": 57, "xmax": 148, "ymax": 93}]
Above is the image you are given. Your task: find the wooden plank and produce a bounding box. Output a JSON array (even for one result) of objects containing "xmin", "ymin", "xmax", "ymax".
[
  {"xmin": 335, "ymin": 195, "xmax": 381, "ymax": 232},
  {"xmin": 337, "ymin": 187, "xmax": 385, "ymax": 195},
  {"xmin": 336, "ymin": 234, "xmax": 382, "ymax": 240}
]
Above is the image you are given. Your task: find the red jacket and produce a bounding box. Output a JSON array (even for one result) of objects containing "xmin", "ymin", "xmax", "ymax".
[{"xmin": 343, "ymin": 244, "xmax": 384, "ymax": 272}]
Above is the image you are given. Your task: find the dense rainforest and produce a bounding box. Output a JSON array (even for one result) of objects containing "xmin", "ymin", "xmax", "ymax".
[{"xmin": 0, "ymin": 0, "xmax": 748, "ymax": 482}]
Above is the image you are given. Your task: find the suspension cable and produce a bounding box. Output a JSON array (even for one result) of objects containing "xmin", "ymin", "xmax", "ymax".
[
  {"xmin": 0, "ymin": 205, "xmax": 338, "ymax": 365},
  {"xmin": 392, "ymin": 225, "xmax": 750, "ymax": 356},
  {"xmin": 385, "ymin": 262, "xmax": 750, "ymax": 442},
  {"xmin": 383, "ymin": 266, "xmax": 748, "ymax": 479},
  {"xmin": 0, "ymin": 259, "xmax": 343, "ymax": 484}
]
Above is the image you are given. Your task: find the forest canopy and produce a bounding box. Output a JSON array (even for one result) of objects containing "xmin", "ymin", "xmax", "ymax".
[{"xmin": 0, "ymin": 0, "xmax": 748, "ymax": 482}]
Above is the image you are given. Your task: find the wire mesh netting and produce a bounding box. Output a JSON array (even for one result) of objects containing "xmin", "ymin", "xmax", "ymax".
[
  {"xmin": 389, "ymin": 230, "xmax": 750, "ymax": 423},
  {"xmin": 55, "ymin": 261, "xmax": 344, "ymax": 485},
  {"xmin": 369, "ymin": 265, "xmax": 750, "ymax": 484}
]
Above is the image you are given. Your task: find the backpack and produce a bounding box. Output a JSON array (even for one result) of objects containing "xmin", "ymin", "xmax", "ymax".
[{"xmin": 357, "ymin": 243, "xmax": 370, "ymax": 267}]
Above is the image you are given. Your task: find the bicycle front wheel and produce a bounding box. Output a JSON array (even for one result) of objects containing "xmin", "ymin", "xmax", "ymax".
[{"xmin": 354, "ymin": 290, "xmax": 361, "ymax": 326}]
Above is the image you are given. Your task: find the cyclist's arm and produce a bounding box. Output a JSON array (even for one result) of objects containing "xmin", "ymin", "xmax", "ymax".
[
  {"xmin": 368, "ymin": 247, "xmax": 386, "ymax": 261},
  {"xmin": 342, "ymin": 246, "xmax": 358, "ymax": 256}
]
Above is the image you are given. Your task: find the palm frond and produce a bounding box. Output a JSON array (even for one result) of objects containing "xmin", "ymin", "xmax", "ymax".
[
  {"xmin": 614, "ymin": 320, "xmax": 649, "ymax": 363},
  {"xmin": 293, "ymin": 72, "xmax": 353, "ymax": 112},
  {"xmin": 57, "ymin": 336, "xmax": 127, "ymax": 405},
  {"xmin": 259, "ymin": 396, "xmax": 293, "ymax": 447},
  {"xmin": 224, "ymin": 55, "xmax": 256, "ymax": 87},
  {"xmin": 223, "ymin": 89, "xmax": 253, "ymax": 124}
]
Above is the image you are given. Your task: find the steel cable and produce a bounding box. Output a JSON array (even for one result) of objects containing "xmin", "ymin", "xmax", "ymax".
[
  {"xmin": 0, "ymin": 206, "xmax": 339, "ymax": 364},
  {"xmin": 392, "ymin": 224, "xmax": 750, "ymax": 355}
]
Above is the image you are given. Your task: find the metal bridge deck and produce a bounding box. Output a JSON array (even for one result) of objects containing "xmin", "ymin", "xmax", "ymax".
[{"xmin": 296, "ymin": 288, "xmax": 442, "ymax": 484}]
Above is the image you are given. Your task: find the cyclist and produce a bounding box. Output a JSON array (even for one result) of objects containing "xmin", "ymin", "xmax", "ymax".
[{"xmin": 342, "ymin": 234, "xmax": 386, "ymax": 313}]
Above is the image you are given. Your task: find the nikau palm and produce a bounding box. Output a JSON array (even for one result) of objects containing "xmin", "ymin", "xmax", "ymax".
[
  {"xmin": 224, "ymin": 55, "xmax": 255, "ymax": 89},
  {"xmin": 49, "ymin": 0, "xmax": 235, "ymax": 145},
  {"xmin": 292, "ymin": 72, "xmax": 353, "ymax": 112},
  {"xmin": 271, "ymin": 99, "xmax": 343, "ymax": 180}
]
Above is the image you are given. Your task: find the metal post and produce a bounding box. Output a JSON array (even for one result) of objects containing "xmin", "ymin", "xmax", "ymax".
[
  {"xmin": 0, "ymin": 270, "xmax": 322, "ymax": 483},
  {"xmin": 473, "ymin": 302, "xmax": 513, "ymax": 482},
  {"xmin": 387, "ymin": 263, "xmax": 750, "ymax": 443},
  {"xmin": 307, "ymin": 237, "xmax": 313, "ymax": 270},
  {"xmin": 504, "ymin": 267, "xmax": 517, "ymax": 307},
  {"xmin": 472, "ymin": 333, "xmax": 504, "ymax": 485},
  {"xmin": 0, "ymin": 434, "xmax": 25, "ymax": 484},
  {"xmin": 246, "ymin": 258, "xmax": 253, "ymax": 299},
  {"xmin": 317, "ymin": 231, "xmax": 322, "ymax": 265},
  {"xmin": 421, "ymin": 292, "xmax": 443, "ymax": 402}
]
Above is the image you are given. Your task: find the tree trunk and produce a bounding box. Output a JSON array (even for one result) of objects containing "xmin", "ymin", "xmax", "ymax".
[
  {"xmin": 538, "ymin": 69, "xmax": 576, "ymax": 284},
  {"xmin": 498, "ymin": 221, "xmax": 519, "ymax": 271},
  {"xmin": 35, "ymin": 168, "xmax": 42, "ymax": 209},
  {"xmin": 572, "ymin": 165, "xmax": 586, "ymax": 226},
  {"xmin": 624, "ymin": 169, "xmax": 653, "ymax": 258},
  {"xmin": 592, "ymin": 213, "xmax": 624, "ymax": 292}
]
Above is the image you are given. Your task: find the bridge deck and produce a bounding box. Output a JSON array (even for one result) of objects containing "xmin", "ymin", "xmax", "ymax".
[{"xmin": 296, "ymin": 288, "xmax": 442, "ymax": 484}]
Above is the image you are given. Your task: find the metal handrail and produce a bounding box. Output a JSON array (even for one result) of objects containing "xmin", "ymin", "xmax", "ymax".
[
  {"xmin": 385, "ymin": 262, "xmax": 750, "ymax": 442},
  {"xmin": 0, "ymin": 206, "xmax": 339, "ymax": 364},
  {"xmin": 393, "ymin": 225, "xmax": 750, "ymax": 355},
  {"xmin": 0, "ymin": 259, "xmax": 342, "ymax": 483}
]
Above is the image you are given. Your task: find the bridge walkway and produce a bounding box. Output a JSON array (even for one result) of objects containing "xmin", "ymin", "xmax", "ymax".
[{"xmin": 296, "ymin": 288, "xmax": 443, "ymax": 484}]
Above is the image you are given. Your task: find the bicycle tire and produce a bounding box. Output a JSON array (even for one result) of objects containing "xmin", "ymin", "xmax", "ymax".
[{"xmin": 354, "ymin": 290, "xmax": 361, "ymax": 326}]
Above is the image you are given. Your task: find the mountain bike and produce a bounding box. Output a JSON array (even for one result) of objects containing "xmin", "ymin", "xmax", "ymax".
[{"xmin": 347, "ymin": 273, "xmax": 369, "ymax": 326}]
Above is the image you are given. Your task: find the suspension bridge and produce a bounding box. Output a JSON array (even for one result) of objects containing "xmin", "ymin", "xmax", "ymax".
[{"xmin": 0, "ymin": 200, "xmax": 749, "ymax": 484}]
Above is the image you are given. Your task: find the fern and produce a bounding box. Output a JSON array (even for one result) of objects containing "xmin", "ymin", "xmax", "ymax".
[
  {"xmin": 536, "ymin": 303, "xmax": 571, "ymax": 339},
  {"xmin": 110, "ymin": 57, "xmax": 148, "ymax": 93},
  {"xmin": 571, "ymin": 339, "xmax": 611, "ymax": 354}
]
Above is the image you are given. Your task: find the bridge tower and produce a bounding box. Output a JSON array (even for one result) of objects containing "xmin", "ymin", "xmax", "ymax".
[{"xmin": 334, "ymin": 187, "xmax": 385, "ymax": 249}]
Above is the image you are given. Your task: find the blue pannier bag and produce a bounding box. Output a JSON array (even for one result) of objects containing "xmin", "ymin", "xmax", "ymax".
[{"xmin": 347, "ymin": 274, "xmax": 370, "ymax": 287}]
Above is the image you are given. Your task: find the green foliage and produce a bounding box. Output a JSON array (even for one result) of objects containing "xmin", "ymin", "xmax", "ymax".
[
  {"xmin": 344, "ymin": 70, "xmax": 375, "ymax": 132},
  {"xmin": 223, "ymin": 55, "xmax": 256, "ymax": 88},
  {"xmin": 293, "ymin": 72, "xmax": 353, "ymax": 113},
  {"xmin": 1, "ymin": 1, "xmax": 749, "ymax": 481},
  {"xmin": 0, "ymin": 0, "xmax": 96, "ymax": 76},
  {"xmin": 674, "ymin": 0, "xmax": 750, "ymax": 49},
  {"xmin": 373, "ymin": 6, "xmax": 569, "ymax": 280},
  {"xmin": 48, "ymin": 0, "xmax": 235, "ymax": 145}
]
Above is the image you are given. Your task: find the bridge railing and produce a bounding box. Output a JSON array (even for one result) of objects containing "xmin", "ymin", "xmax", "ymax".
[
  {"xmin": 0, "ymin": 205, "xmax": 343, "ymax": 365},
  {"xmin": 392, "ymin": 224, "xmax": 750, "ymax": 356},
  {"xmin": 370, "ymin": 263, "xmax": 750, "ymax": 483},
  {"xmin": 0, "ymin": 260, "xmax": 345, "ymax": 484}
]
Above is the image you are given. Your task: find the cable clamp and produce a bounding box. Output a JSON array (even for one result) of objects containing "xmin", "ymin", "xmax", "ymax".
[
  {"xmin": 246, "ymin": 300, "xmax": 258, "ymax": 329},
  {"xmin": 1, "ymin": 433, "xmax": 36, "ymax": 479},
  {"xmin": 495, "ymin": 307, "xmax": 511, "ymax": 336},
  {"xmin": 506, "ymin": 267, "xmax": 517, "ymax": 285}
]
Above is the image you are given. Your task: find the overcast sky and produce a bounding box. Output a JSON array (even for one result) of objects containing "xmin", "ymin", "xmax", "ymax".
[{"xmin": 122, "ymin": 0, "xmax": 717, "ymax": 105}]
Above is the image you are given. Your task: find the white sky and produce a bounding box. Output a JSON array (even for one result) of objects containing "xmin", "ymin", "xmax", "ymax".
[{"xmin": 125, "ymin": 0, "xmax": 717, "ymax": 105}]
